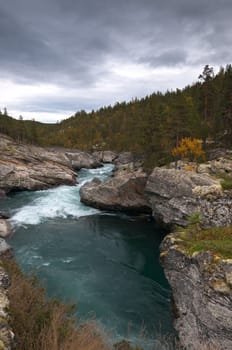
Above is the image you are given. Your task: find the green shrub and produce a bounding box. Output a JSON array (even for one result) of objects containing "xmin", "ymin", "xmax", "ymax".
[{"xmin": 221, "ymin": 177, "xmax": 232, "ymax": 190}]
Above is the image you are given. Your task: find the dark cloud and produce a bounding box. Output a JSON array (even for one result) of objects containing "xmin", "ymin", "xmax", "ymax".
[
  {"xmin": 139, "ymin": 49, "xmax": 188, "ymax": 67},
  {"xmin": 0, "ymin": 0, "xmax": 231, "ymax": 120}
]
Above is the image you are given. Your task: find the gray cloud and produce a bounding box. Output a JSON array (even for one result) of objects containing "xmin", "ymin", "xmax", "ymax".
[{"xmin": 0, "ymin": 0, "xmax": 232, "ymax": 119}]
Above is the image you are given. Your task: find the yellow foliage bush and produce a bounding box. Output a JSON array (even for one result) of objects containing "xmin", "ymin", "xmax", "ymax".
[{"xmin": 172, "ymin": 137, "xmax": 205, "ymax": 162}]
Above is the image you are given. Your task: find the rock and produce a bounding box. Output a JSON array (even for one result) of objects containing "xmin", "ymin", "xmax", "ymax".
[
  {"xmin": 198, "ymin": 155, "xmax": 232, "ymax": 176},
  {"xmin": 0, "ymin": 220, "xmax": 11, "ymax": 238},
  {"xmin": 112, "ymin": 164, "xmax": 145, "ymax": 178},
  {"xmin": 80, "ymin": 172, "xmax": 151, "ymax": 214},
  {"xmin": 160, "ymin": 233, "xmax": 232, "ymax": 350},
  {"xmin": 65, "ymin": 151, "xmax": 102, "ymax": 170},
  {"xmin": 0, "ymin": 239, "xmax": 12, "ymax": 257},
  {"xmin": 207, "ymin": 148, "xmax": 227, "ymax": 160},
  {"xmin": 0, "ymin": 134, "xmax": 76, "ymax": 192},
  {"xmin": 114, "ymin": 152, "xmax": 135, "ymax": 165},
  {"xmin": 92, "ymin": 151, "xmax": 118, "ymax": 163},
  {"xmin": 0, "ymin": 212, "xmax": 10, "ymax": 220},
  {"xmin": 113, "ymin": 153, "xmax": 145, "ymax": 177},
  {"xmin": 0, "ymin": 190, "xmax": 6, "ymax": 198},
  {"xmin": 145, "ymin": 167, "xmax": 226, "ymax": 227},
  {"xmin": 0, "ymin": 265, "xmax": 14, "ymax": 349}
]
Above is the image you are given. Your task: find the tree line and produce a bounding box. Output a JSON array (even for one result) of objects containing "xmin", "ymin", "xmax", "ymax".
[{"xmin": 1, "ymin": 64, "xmax": 232, "ymax": 166}]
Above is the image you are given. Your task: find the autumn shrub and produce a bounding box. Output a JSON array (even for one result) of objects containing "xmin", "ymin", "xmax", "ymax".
[{"xmin": 172, "ymin": 137, "xmax": 205, "ymax": 163}]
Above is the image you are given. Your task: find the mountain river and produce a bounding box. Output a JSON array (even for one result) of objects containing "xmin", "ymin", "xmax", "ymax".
[{"xmin": 0, "ymin": 164, "xmax": 174, "ymax": 349}]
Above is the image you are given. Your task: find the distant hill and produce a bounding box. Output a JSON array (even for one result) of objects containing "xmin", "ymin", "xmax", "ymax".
[{"xmin": 1, "ymin": 64, "xmax": 232, "ymax": 166}]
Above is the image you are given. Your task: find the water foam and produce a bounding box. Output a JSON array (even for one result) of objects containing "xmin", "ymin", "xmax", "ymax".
[{"xmin": 10, "ymin": 163, "xmax": 113, "ymax": 227}]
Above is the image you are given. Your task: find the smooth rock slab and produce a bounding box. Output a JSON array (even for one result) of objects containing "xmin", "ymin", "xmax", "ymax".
[
  {"xmin": 80, "ymin": 173, "xmax": 151, "ymax": 214},
  {"xmin": 0, "ymin": 134, "xmax": 76, "ymax": 192}
]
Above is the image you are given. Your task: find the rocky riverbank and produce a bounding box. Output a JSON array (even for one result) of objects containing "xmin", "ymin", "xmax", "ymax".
[
  {"xmin": 0, "ymin": 134, "xmax": 77, "ymax": 194},
  {"xmin": 79, "ymin": 151, "xmax": 232, "ymax": 349},
  {"xmin": 160, "ymin": 229, "xmax": 232, "ymax": 350},
  {"xmin": 80, "ymin": 151, "xmax": 232, "ymax": 229},
  {"xmin": 0, "ymin": 239, "xmax": 14, "ymax": 349},
  {"xmin": 2, "ymin": 134, "xmax": 232, "ymax": 349},
  {"xmin": 0, "ymin": 134, "xmax": 143, "ymax": 196}
]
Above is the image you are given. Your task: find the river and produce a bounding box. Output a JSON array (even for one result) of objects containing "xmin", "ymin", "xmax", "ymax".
[{"xmin": 0, "ymin": 164, "xmax": 174, "ymax": 349}]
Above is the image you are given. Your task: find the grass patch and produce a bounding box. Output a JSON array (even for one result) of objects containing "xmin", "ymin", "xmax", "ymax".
[
  {"xmin": 176, "ymin": 225, "xmax": 232, "ymax": 259},
  {"xmin": 221, "ymin": 177, "xmax": 232, "ymax": 190},
  {"xmin": 214, "ymin": 171, "xmax": 232, "ymax": 190}
]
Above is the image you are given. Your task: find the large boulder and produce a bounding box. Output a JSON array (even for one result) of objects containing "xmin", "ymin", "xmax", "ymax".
[
  {"xmin": 160, "ymin": 233, "xmax": 232, "ymax": 350},
  {"xmin": 145, "ymin": 167, "xmax": 232, "ymax": 227},
  {"xmin": 80, "ymin": 173, "xmax": 151, "ymax": 214},
  {"xmin": 65, "ymin": 151, "xmax": 102, "ymax": 170},
  {"xmin": 92, "ymin": 151, "xmax": 118, "ymax": 163},
  {"xmin": 0, "ymin": 134, "xmax": 76, "ymax": 193}
]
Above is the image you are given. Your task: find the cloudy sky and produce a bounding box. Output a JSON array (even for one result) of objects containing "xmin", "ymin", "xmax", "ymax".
[{"xmin": 0, "ymin": 0, "xmax": 231, "ymax": 122}]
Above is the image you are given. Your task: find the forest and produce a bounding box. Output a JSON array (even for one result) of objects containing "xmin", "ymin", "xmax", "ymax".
[{"xmin": 1, "ymin": 64, "xmax": 232, "ymax": 166}]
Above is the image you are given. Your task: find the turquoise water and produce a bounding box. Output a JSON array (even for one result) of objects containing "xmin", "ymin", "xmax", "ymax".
[{"xmin": 0, "ymin": 164, "xmax": 173, "ymax": 348}]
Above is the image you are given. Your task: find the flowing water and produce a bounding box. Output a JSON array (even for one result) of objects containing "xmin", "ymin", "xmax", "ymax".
[{"xmin": 0, "ymin": 164, "xmax": 174, "ymax": 348}]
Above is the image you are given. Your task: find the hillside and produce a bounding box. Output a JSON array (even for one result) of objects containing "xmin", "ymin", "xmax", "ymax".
[{"xmin": 1, "ymin": 64, "xmax": 232, "ymax": 166}]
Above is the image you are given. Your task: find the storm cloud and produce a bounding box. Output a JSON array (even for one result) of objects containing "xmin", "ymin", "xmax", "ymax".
[{"xmin": 0, "ymin": 0, "xmax": 231, "ymax": 121}]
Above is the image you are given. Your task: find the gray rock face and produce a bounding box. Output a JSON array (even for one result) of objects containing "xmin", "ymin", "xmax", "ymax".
[
  {"xmin": 169, "ymin": 151, "xmax": 232, "ymax": 176},
  {"xmin": 198, "ymin": 154, "xmax": 232, "ymax": 176},
  {"xmin": 114, "ymin": 152, "xmax": 135, "ymax": 165},
  {"xmin": 145, "ymin": 167, "xmax": 232, "ymax": 227},
  {"xmin": 0, "ymin": 239, "xmax": 14, "ymax": 348},
  {"xmin": 65, "ymin": 151, "xmax": 102, "ymax": 170},
  {"xmin": 80, "ymin": 173, "xmax": 151, "ymax": 213},
  {"xmin": 0, "ymin": 134, "xmax": 76, "ymax": 192},
  {"xmin": 92, "ymin": 151, "xmax": 118, "ymax": 163},
  {"xmin": 0, "ymin": 263, "xmax": 14, "ymax": 349},
  {"xmin": 160, "ymin": 234, "xmax": 232, "ymax": 350},
  {"xmin": 0, "ymin": 219, "xmax": 11, "ymax": 238}
]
